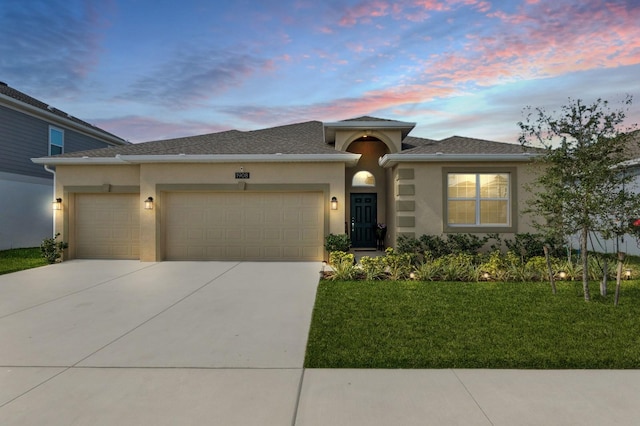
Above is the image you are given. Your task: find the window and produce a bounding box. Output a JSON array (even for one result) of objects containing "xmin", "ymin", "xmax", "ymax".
[
  {"xmin": 447, "ymin": 172, "xmax": 510, "ymax": 227},
  {"xmin": 49, "ymin": 127, "xmax": 64, "ymax": 155},
  {"xmin": 352, "ymin": 171, "xmax": 376, "ymax": 187}
]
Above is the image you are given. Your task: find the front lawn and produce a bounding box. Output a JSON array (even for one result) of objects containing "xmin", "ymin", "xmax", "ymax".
[
  {"xmin": 0, "ymin": 247, "xmax": 47, "ymax": 275},
  {"xmin": 305, "ymin": 280, "xmax": 640, "ymax": 369}
]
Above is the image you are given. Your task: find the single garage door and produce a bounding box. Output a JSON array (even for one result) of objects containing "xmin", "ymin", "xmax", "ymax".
[
  {"xmin": 164, "ymin": 192, "xmax": 324, "ymax": 261},
  {"xmin": 75, "ymin": 193, "xmax": 140, "ymax": 259}
]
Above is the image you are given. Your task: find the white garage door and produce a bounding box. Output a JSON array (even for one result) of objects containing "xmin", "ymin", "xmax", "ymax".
[
  {"xmin": 164, "ymin": 192, "xmax": 324, "ymax": 261},
  {"xmin": 75, "ymin": 194, "xmax": 140, "ymax": 259}
]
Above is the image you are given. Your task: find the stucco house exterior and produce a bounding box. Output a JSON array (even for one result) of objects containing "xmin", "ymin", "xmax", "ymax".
[
  {"xmin": 32, "ymin": 116, "xmax": 539, "ymax": 261},
  {"xmin": 0, "ymin": 82, "xmax": 128, "ymax": 250}
]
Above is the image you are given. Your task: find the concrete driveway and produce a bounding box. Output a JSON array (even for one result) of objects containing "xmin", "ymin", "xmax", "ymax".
[
  {"xmin": 0, "ymin": 260, "xmax": 319, "ymax": 425},
  {"xmin": 3, "ymin": 260, "xmax": 640, "ymax": 425}
]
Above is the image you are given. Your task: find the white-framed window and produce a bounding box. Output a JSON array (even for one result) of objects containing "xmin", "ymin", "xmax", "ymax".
[
  {"xmin": 49, "ymin": 126, "xmax": 64, "ymax": 155},
  {"xmin": 447, "ymin": 172, "xmax": 510, "ymax": 227}
]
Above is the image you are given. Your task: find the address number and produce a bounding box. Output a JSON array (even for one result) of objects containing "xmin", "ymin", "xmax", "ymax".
[{"xmin": 235, "ymin": 172, "xmax": 250, "ymax": 179}]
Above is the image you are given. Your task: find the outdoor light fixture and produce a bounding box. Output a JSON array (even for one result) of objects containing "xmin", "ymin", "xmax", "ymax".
[
  {"xmin": 482, "ymin": 272, "xmax": 490, "ymax": 280},
  {"xmin": 144, "ymin": 196, "xmax": 154, "ymax": 210},
  {"xmin": 409, "ymin": 272, "xmax": 416, "ymax": 280},
  {"xmin": 558, "ymin": 271, "xmax": 567, "ymax": 280},
  {"xmin": 52, "ymin": 198, "xmax": 62, "ymax": 211},
  {"xmin": 625, "ymin": 269, "xmax": 632, "ymax": 280},
  {"xmin": 330, "ymin": 196, "xmax": 338, "ymax": 210}
]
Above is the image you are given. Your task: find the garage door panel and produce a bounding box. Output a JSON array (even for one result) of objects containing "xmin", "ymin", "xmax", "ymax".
[
  {"xmin": 75, "ymin": 194, "xmax": 140, "ymax": 260},
  {"xmin": 165, "ymin": 192, "xmax": 323, "ymax": 261}
]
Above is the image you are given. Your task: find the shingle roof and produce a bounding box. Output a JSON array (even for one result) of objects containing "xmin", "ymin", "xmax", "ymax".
[
  {"xmin": 0, "ymin": 82, "xmax": 127, "ymax": 144},
  {"xmin": 43, "ymin": 115, "xmax": 533, "ymax": 159},
  {"xmin": 401, "ymin": 135, "xmax": 530, "ymax": 154},
  {"xmin": 341, "ymin": 116, "xmax": 401, "ymax": 122},
  {"xmin": 58, "ymin": 120, "xmax": 344, "ymax": 158}
]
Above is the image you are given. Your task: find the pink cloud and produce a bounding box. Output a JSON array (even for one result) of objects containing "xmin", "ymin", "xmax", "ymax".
[
  {"xmin": 338, "ymin": 0, "xmax": 391, "ymax": 26},
  {"xmin": 422, "ymin": 0, "xmax": 640, "ymax": 87}
]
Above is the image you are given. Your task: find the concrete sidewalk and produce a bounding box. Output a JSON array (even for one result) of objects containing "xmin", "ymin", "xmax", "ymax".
[{"xmin": 1, "ymin": 260, "xmax": 640, "ymax": 425}]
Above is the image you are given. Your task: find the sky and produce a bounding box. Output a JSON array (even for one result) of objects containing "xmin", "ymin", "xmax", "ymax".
[{"xmin": 2, "ymin": 0, "xmax": 640, "ymax": 144}]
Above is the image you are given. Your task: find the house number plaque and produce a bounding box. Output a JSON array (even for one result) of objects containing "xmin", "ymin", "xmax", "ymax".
[{"xmin": 235, "ymin": 172, "xmax": 250, "ymax": 179}]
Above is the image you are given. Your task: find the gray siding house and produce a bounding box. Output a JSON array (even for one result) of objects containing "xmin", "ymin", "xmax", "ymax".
[{"xmin": 0, "ymin": 82, "xmax": 128, "ymax": 249}]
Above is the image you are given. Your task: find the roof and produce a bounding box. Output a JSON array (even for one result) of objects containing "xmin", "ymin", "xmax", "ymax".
[
  {"xmin": 401, "ymin": 135, "xmax": 530, "ymax": 155},
  {"xmin": 55, "ymin": 120, "xmax": 342, "ymax": 158},
  {"xmin": 0, "ymin": 82, "xmax": 128, "ymax": 145},
  {"xmin": 33, "ymin": 116, "xmax": 537, "ymax": 165}
]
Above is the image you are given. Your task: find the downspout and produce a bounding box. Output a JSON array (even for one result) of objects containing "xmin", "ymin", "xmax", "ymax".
[{"xmin": 44, "ymin": 165, "xmax": 56, "ymax": 237}]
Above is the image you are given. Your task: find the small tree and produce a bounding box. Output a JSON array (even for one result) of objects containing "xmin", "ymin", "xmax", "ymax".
[{"xmin": 519, "ymin": 96, "xmax": 639, "ymax": 301}]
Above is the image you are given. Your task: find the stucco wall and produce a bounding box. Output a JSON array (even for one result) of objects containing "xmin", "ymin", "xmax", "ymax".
[
  {"xmin": 55, "ymin": 162, "xmax": 346, "ymax": 261},
  {"xmin": 392, "ymin": 161, "xmax": 538, "ymax": 243}
]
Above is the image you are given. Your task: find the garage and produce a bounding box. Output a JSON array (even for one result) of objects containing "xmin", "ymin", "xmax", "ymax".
[
  {"xmin": 75, "ymin": 193, "xmax": 140, "ymax": 259},
  {"xmin": 164, "ymin": 192, "xmax": 324, "ymax": 261}
]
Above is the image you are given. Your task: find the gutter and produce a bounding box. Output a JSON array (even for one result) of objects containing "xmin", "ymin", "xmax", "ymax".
[
  {"xmin": 378, "ymin": 152, "xmax": 539, "ymax": 167},
  {"xmin": 32, "ymin": 153, "xmax": 362, "ymax": 167}
]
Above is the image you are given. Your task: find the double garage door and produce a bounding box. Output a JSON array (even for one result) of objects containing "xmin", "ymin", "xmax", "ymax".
[
  {"xmin": 74, "ymin": 192, "xmax": 324, "ymax": 261},
  {"xmin": 164, "ymin": 192, "xmax": 324, "ymax": 261}
]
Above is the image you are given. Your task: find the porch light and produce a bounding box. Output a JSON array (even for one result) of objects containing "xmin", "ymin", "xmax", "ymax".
[
  {"xmin": 330, "ymin": 196, "xmax": 338, "ymax": 210},
  {"xmin": 52, "ymin": 198, "xmax": 62, "ymax": 211},
  {"xmin": 625, "ymin": 269, "xmax": 632, "ymax": 280},
  {"xmin": 144, "ymin": 196, "xmax": 154, "ymax": 210},
  {"xmin": 558, "ymin": 271, "xmax": 567, "ymax": 280}
]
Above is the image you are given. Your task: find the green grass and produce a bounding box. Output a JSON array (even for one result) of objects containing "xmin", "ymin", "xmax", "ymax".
[
  {"xmin": 0, "ymin": 247, "xmax": 47, "ymax": 275},
  {"xmin": 305, "ymin": 280, "xmax": 640, "ymax": 369}
]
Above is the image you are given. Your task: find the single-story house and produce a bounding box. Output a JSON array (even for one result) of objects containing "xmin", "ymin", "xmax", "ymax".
[
  {"xmin": 32, "ymin": 116, "xmax": 539, "ymax": 261},
  {"xmin": 0, "ymin": 82, "xmax": 129, "ymax": 250}
]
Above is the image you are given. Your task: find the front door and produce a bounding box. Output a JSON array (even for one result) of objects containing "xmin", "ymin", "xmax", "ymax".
[{"xmin": 350, "ymin": 193, "xmax": 377, "ymax": 248}]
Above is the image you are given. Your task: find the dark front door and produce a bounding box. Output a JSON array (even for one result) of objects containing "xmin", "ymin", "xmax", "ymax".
[{"xmin": 350, "ymin": 193, "xmax": 377, "ymax": 248}]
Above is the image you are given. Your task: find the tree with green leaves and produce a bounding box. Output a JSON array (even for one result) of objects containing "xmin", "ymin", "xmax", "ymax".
[{"xmin": 519, "ymin": 97, "xmax": 639, "ymax": 301}]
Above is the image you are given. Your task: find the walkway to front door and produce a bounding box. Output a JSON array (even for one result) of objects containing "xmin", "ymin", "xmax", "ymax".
[{"xmin": 350, "ymin": 193, "xmax": 377, "ymax": 248}]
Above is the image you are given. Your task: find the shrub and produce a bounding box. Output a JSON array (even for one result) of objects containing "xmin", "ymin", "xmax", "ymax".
[
  {"xmin": 504, "ymin": 233, "xmax": 565, "ymax": 261},
  {"xmin": 445, "ymin": 233, "xmax": 489, "ymax": 255},
  {"xmin": 382, "ymin": 247, "xmax": 413, "ymax": 280},
  {"xmin": 327, "ymin": 251, "xmax": 360, "ymax": 281},
  {"xmin": 413, "ymin": 257, "xmax": 441, "ymax": 281},
  {"xmin": 437, "ymin": 253, "xmax": 477, "ymax": 281},
  {"xmin": 40, "ymin": 233, "xmax": 68, "ymax": 264},
  {"xmin": 329, "ymin": 250, "xmax": 354, "ymax": 266},
  {"xmin": 325, "ymin": 234, "xmax": 351, "ymax": 253},
  {"xmin": 360, "ymin": 256, "xmax": 387, "ymax": 280},
  {"xmin": 525, "ymin": 256, "xmax": 555, "ymax": 282}
]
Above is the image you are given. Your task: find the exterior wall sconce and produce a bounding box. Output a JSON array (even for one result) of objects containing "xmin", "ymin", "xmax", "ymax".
[
  {"xmin": 330, "ymin": 196, "xmax": 338, "ymax": 210},
  {"xmin": 625, "ymin": 269, "xmax": 632, "ymax": 280},
  {"xmin": 52, "ymin": 198, "xmax": 62, "ymax": 210},
  {"xmin": 144, "ymin": 196, "xmax": 154, "ymax": 210}
]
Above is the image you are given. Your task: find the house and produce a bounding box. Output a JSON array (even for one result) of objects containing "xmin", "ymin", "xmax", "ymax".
[
  {"xmin": 32, "ymin": 116, "xmax": 539, "ymax": 261},
  {"xmin": 0, "ymin": 82, "xmax": 129, "ymax": 250}
]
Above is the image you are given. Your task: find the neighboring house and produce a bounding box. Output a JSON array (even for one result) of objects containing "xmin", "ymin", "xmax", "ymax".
[
  {"xmin": 0, "ymin": 82, "xmax": 129, "ymax": 250},
  {"xmin": 32, "ymin": 116, "xmax": 540, "ymax": 261},
  {"xmin": 592, "ymin": 129, "xmax": 640, "ymax": 256}
]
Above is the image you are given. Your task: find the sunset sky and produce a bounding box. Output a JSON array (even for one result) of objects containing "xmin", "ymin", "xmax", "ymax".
[{"xmin": 2, "ymin": 0, "xmax": 639, "ymax": 143}]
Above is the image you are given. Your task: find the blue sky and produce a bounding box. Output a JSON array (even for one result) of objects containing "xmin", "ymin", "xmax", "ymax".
[{"xmin": 2, "ymin": 0, "xmax": 639, "ymax": 143}]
